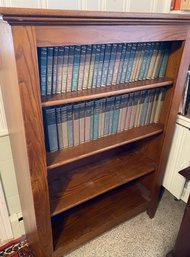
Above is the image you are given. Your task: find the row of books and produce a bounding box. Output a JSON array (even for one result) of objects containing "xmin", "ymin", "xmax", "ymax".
[
  {"xmin": 43, "ymin": 88, "xmax": 166, "ymax": 152},
  {"xmin": 38, "ymin": 42, "xmax": 171, "ymax": 96}
]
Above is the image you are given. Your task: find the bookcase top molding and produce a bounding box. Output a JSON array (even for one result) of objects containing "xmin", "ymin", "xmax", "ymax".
[{"xmin": 1, "ymin": 7, "xmax": 190, "ymax": 26}]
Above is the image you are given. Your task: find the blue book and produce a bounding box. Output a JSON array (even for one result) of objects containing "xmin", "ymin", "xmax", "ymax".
[
  {"xmin": 56, "ymin": 47, "xmax": 64, "ymax": 94},
  {"xmin": 90, "ymin": 101, "xmax": 95, "ymax": 141},
  {"xmin": 97, "ymin": 44, "xmax": 106, "ymax": 87},
  {"xmin": 138, "ymin": 43, "xmax": 151, "ymax": 81},
  {"xmin": 47, "ymin": 47, "xmax": 54, "ymax": 95},
  {"xmin": 56, "ymin": 107, "xmax": 63, "ymax": 149},
  {"xmin": 125, "ymin": 43, "xmax": 137, "ymax": 82},
  {"xmin": 93, "ymin": 99, "xmax": 102, "ymax": 140},
  {"xmin": 92, "ymin": 45, "xmax": 101, "ymax": 88},
  {"xmin": 107, "ymin": 43, "xmax": 117, "ymax": 85},
  {"xmin": 140, "ymin": 90, "xmax": 150, "ymax": 126},
  {"xmin": 120, "ymin": 43, "xmax": 132, "ymax": 83},
  {"xmin": 143, "ymin": 42, "xmax": 154, "ymax": 80},
  {"xmin": 108, "ymin": 96, "xmax": 116, "ymax": 134},
  {"xmin": 39, "ymin": 47, "xmax": 47, "ymax": 96},
  {"xmin": 67, "ymin": 104, "xmax": 74, "ymax": 147},
  {"xmin": 43, "ymin": 107, "xmax": 58, "ymax": 152},
  {"xmin": 117, "ymin": 43, "xmax": 127, "ymax": 84},
  {"xmin": 52, "ymin": 47, "xmax": 58, "ymax": 95},
  {"xmin": 112, "ymin": 95, "xmax": 121, "ymax": 134},
  {"xmin": 72, "ymin": 46, "xmax": 81, "ymax": 91},
  {"xmin": 159, "ymin": 42, "xmax": 171, "ymax": 77},
  {"xmin": 104, "ymin": 97, "xmax": 113, "ymax": 136},
  {"xmin": 101, "ymin": 44, "xmax": 112, "ymax": 86}
]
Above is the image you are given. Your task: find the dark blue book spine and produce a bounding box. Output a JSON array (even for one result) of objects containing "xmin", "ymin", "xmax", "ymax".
[
  {"xmin": 56, "ymin": 47, "xmax": 64, "ymax": 94},
  {"xmin": 56, "ymin": 107, "xmax": 63, "ymax": 149},
  {"xmin": 93, "ymin": 99, "xmax": 101, "ymax": 140},
  {"xmin": 140, "ymin": 90, "xmax": 150, "ymax": 126},
  {"xmin": 67, "ymin": 104, "xmax": 74, "ymax": 147},
  {"xmin": 117, "ymin": 43, "xmax": 127, "ymax": 84},
  {"xmin": 108, "ymin": 96, "xmax": 115, "ymax": 134},
  {"xmin": 92, "ymin": 45, "xmax": 101, "ymax": 88},
  {"xmin": 112, "ymin": 95, "xmax": 121, "ymax": 134},
  {"xmin": 103, "ymin": 97, "xmax": 112, "ymax": 136},
  {"xmin": 72, "ymin": 46, "xmax": 81, "ymax": 91},
  {"xmin": 43, "ymin": 107, "xmax": 58, "ymax": 152},
  {"xmin": 158, "ymin": 42, "xmax": 171, "ymax": 77},
  {"xmin": 107, "ymin": 43, "xmax": 117, "ymax": 85},
  {"xmin": 47, "ymin": 47, "xmax": 54, "ymax": 95},
  {"xmin": 61, "ymin": 46, "xmax": 69, "ymax": 93},
  {"xmin": 39, "ymin": 47, "xmax": 47, "ymax": 96},
  {"xmin": 120, "ymin": 43, "xmax": 132, "ymax": 83},
  {"xmin": 96, "ymin": 44, "xmax": 105, "ymax": 87},
  {"xmin": 143, "ymin": 42, "xmax": 154, "ymax": 80},
  {"xmin": 125, "ymin": 43, "xmax": 137, "ymax": 82},
  {"xmin": 90, "ymin": 101, "xmax": 95, "ymax": 141},
  {"xmin": 52, "ymin": 47, "xmax": 58, "ymax": 95},
  {"xmin": 101, "ymin": 44, "xmax": 112, "ymax": 86}
]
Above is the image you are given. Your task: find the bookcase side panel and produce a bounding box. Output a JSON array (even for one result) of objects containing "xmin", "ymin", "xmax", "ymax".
[
  {"xmin": 35, "ymin": 25, "xmax": 189, "ymax": 47},
  {"xmin": 148, "ymin": 29, "xmax": 190, "ymax": 217},
  {"xmin": 11, "ymin": 25, "xmax": 53, "ymax": 257}
]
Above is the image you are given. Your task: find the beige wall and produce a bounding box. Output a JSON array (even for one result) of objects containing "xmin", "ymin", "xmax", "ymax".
[{"xmin": 0, "ymin": 0, "xmax": 171, "ymax": 240}]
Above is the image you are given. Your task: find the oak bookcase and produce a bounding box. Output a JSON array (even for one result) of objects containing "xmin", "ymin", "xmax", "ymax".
[{"xmin": 1, "ymin": 8, "xmax": 190, "ymax": 257}]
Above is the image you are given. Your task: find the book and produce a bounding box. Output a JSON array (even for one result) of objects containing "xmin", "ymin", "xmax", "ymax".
[
  {"xmin": 130, "ymin": 43, "xmax": 142, "ymax": 82},
  {"xmin": 88, "ymin": 44, "xmax": 97, "ymax": 89},
  {"xmin": 67, "ymin": 104, "xmax": 74, "ymax": 147},
  {"xmin": 104, "ymin": 97, "xmax": 113, "ymax": 135},
  {"xmin": 72, "ymin": 46, "xmax": 81, "ymax": 91},
  {"xmin": 151, "ymin": 42, "xmax": 162, "ymax": 79},
  {"xmin": 90, "ymin": 100, "xmax": 95, "ymax": 140},
  {"xmin": 93, "ymin": 99, "xmax": 102, "ymax": 140},
  {"xmin": 99, "ymin": 98, "xmax": 106, "ymax": 138},
  {"xmin": 143, "ymin": 42, "xmax": 154, "ymax": 80},
  {"xmin": 147, "ymin": 42, "xmax": 160, "ymax": 79},
  {"xmin": 130, "ymin": 91, "xmax": 140, "ymax": 128},
  {"xmin": 92, "ymin": 44, "xmax": 101, "ymax": 88},
  {"xmin": 124, "ymin": 93, "xmax": 133, "ymax": 130},
  {"xmin": 154, "ymin": 88, "xmax": 166, "ymax": 123},
  {"xmin": 120, "ymin": 43, "xmax": 132, "ymax": 83},
  {"xmin": 125, "ymin": 43, "xmax": 137, "ymax": 82},
  {"xmin": 120, "ymin": 94, "xmax": 129, "ymax": 131},
  {"xmin": 133, "ymin": 43, "xmax": 144, "ymax": 81},
  {"xmin": 96, "ymin": 44, "xmax": 105, "ymax": 87},
  {"xmin": 159, "ymin": 42, "xmax": 171, "ymax": 77},
  {"xmin": 145, "ymin": 89, "xmax": 156, "ymax": 125},
  {"xmin": 61, "ymin": 46, "xmax": 69, "ymax": 93},
  {"xmin": 84, "ymin": 100, "xmax": 92, "ymax": 142},
  {"xmin": 78, "ymin": 45, "xmax": 86, "ymax": 91},
  {"xmin": 112, "ymin": 95, "xmax": 121, "ymax": 134},
  {"xmin": 101, "ymin": 44, "xmax": 112, "ymax": 86},
  {"xmin": 117, "ymin": 43, "xmax": 127, "ymax": 84},
  {"xmin": 140, "ymin": 90, "xmax": 149, "ymax": 126},
  {"xmin": 66, "ymin": 46, "xmax": 75, "ymax": 92},
  {"xmin": 79, "ymin": 102, "xmax": 85, "ymax": 144},
  {"xmin": 61, "ymin": 105, "xmax": 68, "ymax": 148},
  {"xmin": 56, "ymin": 47, "xmax": 64, "ymax": 94},
  {"xmin": 108, "ymin": 96, "xmax": 115, "ymax": 134},
  {"xmin": 56, "ymin": 107, "xmax": 63, "ymax": 149},
  {"xmin": 135, "ymin": 90, "xmax": 146, "ymax": 127},
  {"xmin": 73, "ymin": 103, "xmax": 80, "ymax": 146},
  {"xmin": 52, "ymin": 47, "xmax": 58, "ymax": 94},
  {"xmin": 83, "ymin": 45, "xmax": 92, "ymax": 89},
  {"xmin": 138, "ymin": 43, "xmax": 150, "ymax": 81},
  {"xmin": 39, "ymin": 47, "xmax": 47, "ymax": 96},
  {"xmin": 112, "ymin": 44, "xmax": 123, "ymax": 85},
  {"xmin": 107, "ymin": 43, "xmax": 117, "ymax": 85},
  {"xmin": 47, "ymin": 47, "xmax": 54, "ymax": 95},
  {"xmin": 118, "ymin": 94, "xmax": 126, "ymax": 132},
  {"xmin": 43, "ymin": 107, "xmax": 58, "ymax": 152}
]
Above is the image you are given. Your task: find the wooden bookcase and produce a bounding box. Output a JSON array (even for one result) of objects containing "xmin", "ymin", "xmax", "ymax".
[{"xmin": 1, "ymin": 8, "xmax": 190, "ymax": 257}]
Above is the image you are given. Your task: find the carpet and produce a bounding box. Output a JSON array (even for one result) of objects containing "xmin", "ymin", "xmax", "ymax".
[{"xmin": 0, "ymin": 239, "xmax": 33, "ymax": 257}]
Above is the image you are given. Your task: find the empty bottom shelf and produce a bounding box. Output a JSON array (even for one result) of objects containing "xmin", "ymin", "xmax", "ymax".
[{"xmin": 52, "ymin": 182, "xmax": 149, "ymax": 256}]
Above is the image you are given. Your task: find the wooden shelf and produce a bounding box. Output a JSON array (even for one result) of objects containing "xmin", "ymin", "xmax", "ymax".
[
  {"xmin": 49, "ymin": 150, "xmax": 156, "ymax": 216},
  {"xmin": 46, "ymin": 123, "xmax": 164, "ymax": 170},
  {"xmin": 41, "ymin": 77, "xmax": 173, "ymax": 107},
  {"xmin": 52, "ymin": 182, "xmax": 149, "ymax": 256}
]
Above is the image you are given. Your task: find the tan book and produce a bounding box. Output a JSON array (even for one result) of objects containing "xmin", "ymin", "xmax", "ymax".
[
  {"xmin": 150, "ymin": 89, "xmax": 160, "ymax": 123},
  {"xmin": 154, "ymin": 89, "xmax": 166, "ymax": 123},
  {"xmin": 131, "ymin": 43, "xmax": 143, "ymax": 82},
  {"xmin": 151, "ymin": 43, "xmax": 162, "ymax": 79},
  {"xmin": 134, "ymin": 43, "xmax": 144, "ymax": 81}
]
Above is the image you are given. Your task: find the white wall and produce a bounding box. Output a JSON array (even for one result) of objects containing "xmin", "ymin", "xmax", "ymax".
[{"xmin": 0, "ymin": 0, "xmax": 171, "ymax": 242}]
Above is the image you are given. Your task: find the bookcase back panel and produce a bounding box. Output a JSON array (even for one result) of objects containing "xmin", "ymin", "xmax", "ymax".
[{"xmin": 36, "ymin": 25, "xmax": 189, "ymax": 47}]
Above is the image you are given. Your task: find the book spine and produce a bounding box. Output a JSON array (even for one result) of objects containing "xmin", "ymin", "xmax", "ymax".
[
  {"xmin": 61, "ymin": 46, "xmax": 69, "ymax": 93},
  {"xmin": 52, "ymin": 47, "xmax": 58, "ymax": 95},
  {"xmin": 116, "ymin": 43, "xmax": 126, "ymax": 84},
  {"xmin": 125, "ymin": 43, "xmax": 137, "ymax": 82},
  {"xmin": 159, "ymin": 42, "xmax": 171, "ymax": 77},
  {"xmin": 56, "ymin": 47, "xmax": 64, "ymax": 94},
  {"xmin": 72, "ymin": 45, "xmax": 81, "ymax": 91},
  {"xmin": 92, "ymin": 44, "xmax": 101, "ymax": 88},
  {"xmin": 120, "ymin": 43, "xmax": 132, "ymax": 83},
  {"xmin": 120, "ymin": 94, "xmax": 129, "ymax": 131},
  {"xmin": 112, "ymin": 95, "xmax": 121, "ymax": 134},
  {"xmin": 93, "ymin": 99, "xmax": 101, "ymax": 140},
  {"xmin": 39, "ymin": 47, "xmax": 47, "ymax": 96},
  {"xmin": 43, "ymin": 107, "xmax": 58, "ymax": 152},
  {"xmin": 90, "ymin": 101, "xmax": 95, "ymax": 140},
  {"xmin": 134, "ymin": 43, "xmax": 144, "ymax": 81},
  {"xmin": 73, "ymin": 103, "xmax": 80, "ymax": 146},
  {"xmin": 138, "ymin": 43, "xmax": 150, "ymax": 81},
  {"xmin": 154, "ymin": 88, "xmax": 166, "ymax": 123},
  {"xmin": 124, "ymin": 93, "xmax": 133, "ymax": 130},
  {"xmin": 154, "ymin": 42, "xmax": 165, "ymax": 78},
  {"xmin": 118, "ymin": 94, "xmax": 126, "ymax": 132},
  {"xmin": 129, "ymin": 92, "xmax": 138, "ymax": 129},
  {"xmin": 56, "ymin": 107, "xmax": 63, "ymax": 149},
  {"xmin": 112, "ymin": 44, "xmax": 123, "ymax": 85},
  {"xmin": 101, "ymin": 44, "xmax": 112, "ymax": 87},
  {"xmin": 66, "ymin": 46, "xmax": 75, "ymax": 92},
  {"xmin": 61, "ymin": 105, "xmax": 68, "ymax": 148},
  {"xmin": 132, "ymin": 91, "xmax": 140, "ymax": 127},
  {"xmin": 78, "ymin": 45, "xmax": 86, "ymax": 91},
  {"xmin": 150, "ymin": 89, "xmax": 159, "ymax": 123},
  {"xmin": 140, "ymin": 90, "xmax": 149, "ymax": 126},
  {"xmin": 83, "ymin": 45, "xmax": 92, "ymax": 90},
  {"xmin": 130, "ymin": 43, "xmax": 141, "ymax": 82},
  {"xmin": 96, "ymin": 44, "xmax": 105, "ymax": 87},
  {"xmin": 67, "ymin": 104, "xmax": 74, "ymax": 147},
  {"xmin": 99, "ymin": 98, "xmax": 106, "ymax": 138},
  {"xmin": 147, "ymin": 42, "xmax": 160, "ymax": 79},
  {"xmin": 84, "ymin": 101, "xmax": 91, "ymax": 142},
  {"xmin": 88, "ymin": 45, "xmax": 97, "ymax": 89},
  {"xmin": 145, "ymin": 89, "xmax": 156, "ymax": 125},
  {"xmin": 47, "ymin": 47, "xmax": 54, "ymax": 95},
  {"xmin": 107, "ymin": 43, "xmax": 117, "ymax": 85},
  {"xmin": 135, "ymin": 91, "xmax": 145, "ymax": 127},
  {"xmin": 103, "ymin": 97, "xmax": 112, "ymax": 136},
  {"xmin": 143, "ymin": 42, "xmax": 154, "ymax": 80},
  {"xmin": 108, "ymin": 96, "xmax": 115, "ymax": 134},
  {"xmin": 79, "ymin": 102, "xmax": 85, "ymax": 144},
  {"xmin": 151, "ymin": 42, "xmax": 162, "ymax": 79}
]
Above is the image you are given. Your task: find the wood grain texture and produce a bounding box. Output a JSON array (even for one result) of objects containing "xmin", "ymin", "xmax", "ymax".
[
  {"xmin": 41, "ymin": 78, "xmax": 173, "ymax": 107},
  {"xmin": 47, "ymin": 123, "xmax": 164, "ymax": 170},
  {"xmin": 11, "ymin": 26, "xmax": 53, "ymax": 257},
  {"xmin": 1, "ymin": 7, "xmax": 190, "ymax": 25},
  {"xmin": 36, "ymin": 25, "xmax": 189, "ymax": 47},
  {"xmin": 49, "ymin": 150, "xmax": 156, "ymax": 216},
  {"xmin": 52, "ymin": 183, "xmax": 148, "ymax": 257}
]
